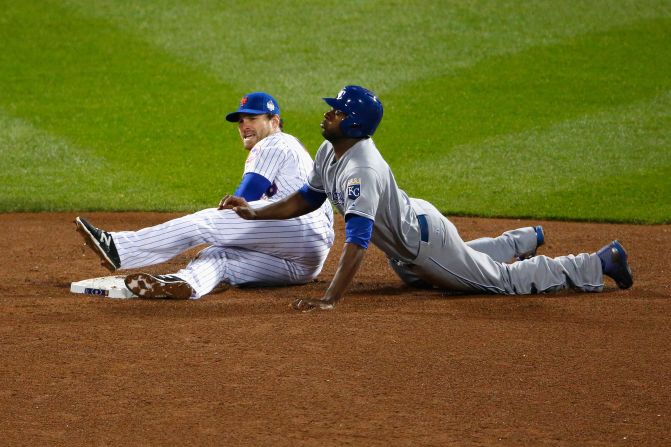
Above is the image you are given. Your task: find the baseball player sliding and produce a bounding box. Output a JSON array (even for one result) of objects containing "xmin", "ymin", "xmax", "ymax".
[
  {"xmin": 222, "ymin": 85, "xmax": 634, "ymax": 311},
  {"xmin": 75, "ymin": 92, "xmax": 334, "ymax": 299}
]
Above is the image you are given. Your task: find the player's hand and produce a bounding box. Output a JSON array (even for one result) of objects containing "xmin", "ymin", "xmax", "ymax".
[
  {"xmin": 218, "ymin": 194, "xmax": 243, "ymax": 210},
  {"xmin": 291, "ymin": 298, "xmax": 335, "ymax": 312},
  {"xmin": 219, "ymin": 195, "xmax": 257, "ymax": 219}
]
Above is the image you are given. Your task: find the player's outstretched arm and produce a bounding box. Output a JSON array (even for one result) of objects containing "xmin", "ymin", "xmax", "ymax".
[
  {"xmin": 220, "ymin": 191, "xmax": 317, "ymax": 220},
  {"xmin": 292, "ymin": 242, "xmax": 366, "ymax": 312}
]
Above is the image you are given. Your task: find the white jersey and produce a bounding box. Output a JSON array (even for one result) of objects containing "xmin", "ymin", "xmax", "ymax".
[
  {"xmin": 111, "ymin": 131, "xmax": 334, "ymax": 298},
  {"xmin": 243, "ymin": 132, "xmax": 316, "ymax": 203}
]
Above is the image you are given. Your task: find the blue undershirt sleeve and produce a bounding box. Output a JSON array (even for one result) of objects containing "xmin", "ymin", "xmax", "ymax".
[
  {"xmin": 345, "ymin": 215, "xmax": 374, "ymax": 249},
  {"xmin": 234, "ymin": 172, "xmax": 272, "ymax": 201},
  {"xmin": 298, "ymin": 183, "xmax": 327, "ymax": 209}
]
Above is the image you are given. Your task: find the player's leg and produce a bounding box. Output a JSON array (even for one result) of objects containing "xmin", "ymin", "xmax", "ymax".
[
  {"xmin": 171, "ymin": 246, "xmax": 328, "ymax": 299},
  {"xmin": 112, "ymin": 204, "xmax": 333, "ymax": 269},
  {"xmin": 112, "ymin": 207, "xmax": 264, "ymax": 268},
  {"xmin": 387, "ymin": 257, "xmax": 433, "ymax": 289},
  {"xmin": 411, "ymin": 201, "xmax": 603, "ymax": 294},
  {"xmin": 466, "ymin": 226, "xmax": 543, "ymax": 262}
]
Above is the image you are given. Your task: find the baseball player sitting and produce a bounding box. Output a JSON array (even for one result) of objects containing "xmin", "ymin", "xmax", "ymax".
[
  {"xmin": 222, "ymin": 85, "xmax": 633, "ymax": 311},
  {"xmin": 75, "ymin": 92, "xmax": 334, "ymax": 299}
]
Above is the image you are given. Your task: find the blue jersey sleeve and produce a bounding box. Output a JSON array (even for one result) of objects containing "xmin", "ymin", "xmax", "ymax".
[
  {"xmin": 234, "ymin": 172, "xmax": 272, "ymax": 201},
  {"xmin": 298, "ymin": 183, "xmax": 327, "ymax": 209},
  {"xmin": 345, "ymin": 215, "xmax": 374, "ymax": 249}
]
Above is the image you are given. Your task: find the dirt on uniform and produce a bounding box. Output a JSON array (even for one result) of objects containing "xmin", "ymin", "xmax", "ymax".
[{"xmin": 1, "ymin": 212, "xmax": 669, "ymax": 446}]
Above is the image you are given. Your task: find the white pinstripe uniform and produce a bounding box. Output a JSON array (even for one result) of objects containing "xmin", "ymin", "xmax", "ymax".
[{"xmin": 112, "ymin": 132, "xmax": 334, "ymax": 298}]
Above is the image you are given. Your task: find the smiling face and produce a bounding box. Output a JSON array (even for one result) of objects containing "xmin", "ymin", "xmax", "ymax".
[
  {"xmin": 238, "ymin": 113, "xmax": 280, "ymax": 150},
  {"xmin": 320, "ymin": 108, "xmax": 347, "ymax": 141}
]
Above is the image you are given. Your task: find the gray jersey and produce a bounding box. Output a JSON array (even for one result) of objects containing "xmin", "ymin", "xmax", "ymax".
[
  {"xmin": 308, "ymin": 137, "xmax": 604, "ymax": 295},
  {"xmin": 308, "ymin": 138, "xmax": 420, "ymax": 262}
]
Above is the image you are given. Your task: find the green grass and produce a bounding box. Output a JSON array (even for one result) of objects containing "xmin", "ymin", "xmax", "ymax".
[
  {"xmin": 381, "ymin": 17, "xmax": 671, "ymax": 222},
  {"xmin": 0, "ymin": 0, "xmax": 669, "ymax": 222}
]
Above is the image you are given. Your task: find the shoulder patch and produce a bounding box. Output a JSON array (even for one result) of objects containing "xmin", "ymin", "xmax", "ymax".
[{"xmin": 346, "ymin": 177, "xmax": 361, "ymax": 200}]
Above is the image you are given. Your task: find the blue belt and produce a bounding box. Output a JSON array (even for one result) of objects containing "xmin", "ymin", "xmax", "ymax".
[{"xmin": 417, "ymin": 214, "xmax": 429, "ymax": 243}]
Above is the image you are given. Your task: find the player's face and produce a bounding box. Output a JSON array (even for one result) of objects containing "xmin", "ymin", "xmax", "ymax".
[
  {"xmin": 238, "ymin": 114, "xmax": 279, "ymax": 150},
  {"xmin": 321, "ymin": 108, "xmax": 347, "ymax": 140}
]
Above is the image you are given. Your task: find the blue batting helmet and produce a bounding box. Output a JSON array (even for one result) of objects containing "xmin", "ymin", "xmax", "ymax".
[{"xmin": 323, "ymin": 85, "xmax": 383, "ymax": 138}]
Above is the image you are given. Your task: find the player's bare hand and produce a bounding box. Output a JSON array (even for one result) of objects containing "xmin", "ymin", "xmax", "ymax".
[
  {"xmin": 218, "ymin": 194, "xmax": 242, "ymax": 210},
  {"xmin": 219, "ymin": 195, "xmax": 257, "ymax": 219},
  {"xmin": 291, "ymin": 298, "xmax": 335, "ymax": 312}
]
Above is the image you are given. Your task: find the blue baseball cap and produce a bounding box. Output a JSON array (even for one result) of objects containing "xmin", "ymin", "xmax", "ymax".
[{"xmin": 226, "ymin": 92, "xmax": 280, "ymax": 122}]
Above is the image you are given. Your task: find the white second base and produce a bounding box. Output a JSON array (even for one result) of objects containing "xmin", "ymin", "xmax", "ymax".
[{"xmin": 70, "ymin": 276, "xmax": 137, "ymax": 299}]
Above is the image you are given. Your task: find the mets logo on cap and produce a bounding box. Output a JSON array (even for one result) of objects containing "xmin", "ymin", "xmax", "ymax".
[{"xmin": 346, "ymin": 178, "xmax": 361, "ymax": 200}]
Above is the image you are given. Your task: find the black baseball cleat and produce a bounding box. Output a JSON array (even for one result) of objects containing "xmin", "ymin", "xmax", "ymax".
[
  {"xmin": 75, "ymin": 216, "xmax": 121, "ymax": 271},
  {"xmin": 518, "ymin": 225, "xmax": 545, "ymax": 261},
  {"xmin": 596, "ymin": 240, "xmax": 633, "ymax": 289},
  {"xmin": 124, "ymin": 273, "xmax": 194, "ymax": 299}
]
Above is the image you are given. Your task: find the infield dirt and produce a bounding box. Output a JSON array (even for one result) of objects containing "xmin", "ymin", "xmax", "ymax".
[{"xmin": 1, "ymin": 212, "xmax": 669, "ymax": 446}]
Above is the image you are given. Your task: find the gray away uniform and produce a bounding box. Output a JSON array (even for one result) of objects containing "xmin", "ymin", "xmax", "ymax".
[{"xmin": 307, "ymin": 138, "xmax": 604, "ymax": 294}]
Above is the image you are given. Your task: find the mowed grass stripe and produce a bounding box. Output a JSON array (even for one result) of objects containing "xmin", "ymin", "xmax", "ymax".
[
  {"xmin": 0, "ymin": 2, "xmax": 669, "ymax": 220},
  {"xmin": 422, "ymin": 92, "xmax": 671, "ymax": 223},
  {"xmin": 0, "ymin": 1, "xmax": 244, "ymax": 210},
  {"xmin": 59, "ymin": 0, "xmax": 670, "ymax": 113},
  {"xmin": 379, "ymin": 18, "xmax": 671, "ymax": 222},
  {"xmin": 0, "ymin": 110, "xmax": 127, "ymax": 211}
]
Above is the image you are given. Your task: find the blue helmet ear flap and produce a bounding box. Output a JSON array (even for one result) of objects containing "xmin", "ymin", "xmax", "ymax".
[{"xmin": 341, "ymin": 119, "xmax": 365, "ymax": 138}]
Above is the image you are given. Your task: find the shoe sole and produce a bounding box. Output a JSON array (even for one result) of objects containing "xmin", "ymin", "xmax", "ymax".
[
  {"xmin": 124, "ymin": 273, "xmax": 193, "ymax": 299},
  {"xmin": 75, "ymin": 217, "xmax": 118, "ymax": 272}
]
